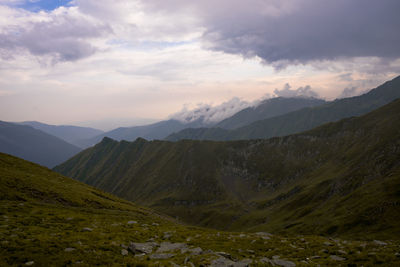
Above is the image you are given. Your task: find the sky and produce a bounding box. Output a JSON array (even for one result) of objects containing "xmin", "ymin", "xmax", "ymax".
[{"xmin": 0, "ymin": 0, "xmax": 399, "ymax": 130}]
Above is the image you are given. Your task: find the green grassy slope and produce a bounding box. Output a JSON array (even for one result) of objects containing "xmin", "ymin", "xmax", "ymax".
[
  {"xmin": 166, "ymin": 75, "xmax": 400, "ymax": 141},
  {"xmin": 4, "ymin": 154, "xmax": 400, "ymax": 266},
  {"xmin": 56, "ymin": 99, "xmax": 400, "ymax": 239}
]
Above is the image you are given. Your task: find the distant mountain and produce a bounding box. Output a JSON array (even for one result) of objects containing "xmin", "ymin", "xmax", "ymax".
[
  {"xmin": 19, "ymin": 121, "xmax": 103, "ymax": 148},
  {"xmin": 216, "ymin": 97, "xmax": 326, "ymax": 129},
  {"xmin": 78, "ymin": 119, "xmax": 207, "ymax": 148},
  {"xmin": 55, "ymin": 98, "xmax": 400, "ymax": 237},
  {"xmin": 166, "ymin": 75, "xmax": 400, "ymax": 141},
  {"xmin": 0, "ymin": 121, "xmax": 81, "ymax": 168}
]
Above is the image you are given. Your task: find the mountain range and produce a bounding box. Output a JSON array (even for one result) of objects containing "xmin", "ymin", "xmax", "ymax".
[
  {"xmin": 167, "ymin": 75, "xmax": 400, "ymax": 141},
  {"xmin": 0, "ymin": 121, "xmax": 81, "ymax": 168},
  {"xmin": 18, "ymin": 121, "xmax": 103, "ymax": 148},
  {"xmin": 3, "ymin": 153, "xmax": 398, "ymax": 265},
  {"xmin": 55, "ymin": 97, "xmax": 400, "ymax": 238}
]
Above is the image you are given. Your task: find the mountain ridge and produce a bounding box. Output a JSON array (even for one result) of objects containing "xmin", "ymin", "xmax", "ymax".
[
  {"xmin": 0, "ymin": 121, "xmax": 81, "ymax": 168},
  {"xmin": 166, "ymin": 75, "xmax": 400, "ymax": 141},
  {"xmin": 55, "ymin": 98, "xmax": 400, "ymax": 237}
]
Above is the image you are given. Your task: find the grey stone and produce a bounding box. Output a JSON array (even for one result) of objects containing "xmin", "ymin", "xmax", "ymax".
[
  {"xmin": 273, "ymin": 259, "xmax": 296, "ymax": 267},
  {"xmin": 149, "ymin": 253, "xmax": 174, "ymax": 259},
  {"xmin": 121, "ymin": 249, "xmax": 128, "ymax": 256},
  {"xmin": 373, "ymin": 240, "xmax": 388, "ymax": 246},
  {"xmin": 82, "ymin": 227, "xmax": 93, "ymax": 232},
  {"xmin": 127, "ymin": 220, "xmax": 137, "ymax": 224},
  {"xmin": 188, "ymin": 247, "xmax": 203, "ymax": 255},
  {"xmin": 129, "ymin": 242, "xmax": 158, "ymax": 254},
  {"xmin": 323, "ymin": 242, "xmax": 333, "ymax": 246},
  {"xmin": 338, "ymin": 250, "xmax": 347, "ymax": 255},
  {"xmin": 25, "ymin": 261, "xmax": 34, "ymax": 266},
  {"xmin": 64, "ymin": 248, "xmax": 75, "ymax": 252},
  {"xmin": 329, "ymin": 255, "xmax": 346, "ymax": 261},
  {"xmin": 210, "ymin": 257, "xmax": 235, "ymax": 267},
  {"xmin": 157, "ymin": 242, "xmax": 187, "ymax": 253}
]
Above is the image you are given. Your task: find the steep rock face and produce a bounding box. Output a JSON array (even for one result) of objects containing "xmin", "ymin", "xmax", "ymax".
[
  {"xmin": 166, "ymin": 75, "xmax": 400, "ymax": 141},
  {"xmin": 55, "ymin": 99, "xmax": 400, "ymax": 237}
]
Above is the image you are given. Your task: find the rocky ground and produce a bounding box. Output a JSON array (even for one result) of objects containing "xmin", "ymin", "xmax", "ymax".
[{"xmin": 1, "ymin": 200, "xmax": 399, "ymax": 266}]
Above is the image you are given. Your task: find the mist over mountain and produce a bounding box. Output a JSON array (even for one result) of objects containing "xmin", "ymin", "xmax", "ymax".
[
  {"xmin": 55, "ymin": 98, "xmax": 400, "ymax": 236},
  {"xmin": 216, "ymin": 97, "xmax": 326, "ymax": 129},
  {"xmin": 18, "ymin": 121, "xmax": 103, "ymax": 148},
  {"xmin": 0, "ymin": 121, "xmax": 81, "ymax": 168},
  {"xmin": 167, "ymin": 76, "xmax": 400, "ymax": 141}
]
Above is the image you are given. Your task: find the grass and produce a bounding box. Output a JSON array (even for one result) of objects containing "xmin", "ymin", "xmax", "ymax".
[{"xmin": 1, "ymin": 153, "xmax": 400, "ymax": 265}]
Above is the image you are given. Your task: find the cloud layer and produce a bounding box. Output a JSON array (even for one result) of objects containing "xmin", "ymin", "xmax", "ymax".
[{"xmin": 170, "ymin": 97, "xmax": 252, "ymax": 124}]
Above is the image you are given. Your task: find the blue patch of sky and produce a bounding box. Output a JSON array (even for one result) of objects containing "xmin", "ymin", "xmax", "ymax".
[{"xmin": 17, "ymin": 0, "xmax": 73, "ymax": 12}]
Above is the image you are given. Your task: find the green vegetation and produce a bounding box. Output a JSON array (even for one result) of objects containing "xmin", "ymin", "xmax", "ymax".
[
  {"xmin": 166, "ymin": 75, "xmax": 400, "ymax": 141},
  {"xmin": 55, "ymin": 98, "xmax": 400, "ymax": 240},
  {"xmin": 1, "ymin": 153, "xmax": 400, "ymax": 266}
]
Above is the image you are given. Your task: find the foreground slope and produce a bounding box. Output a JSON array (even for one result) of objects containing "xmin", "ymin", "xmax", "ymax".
[
  {"xmin": 4, "ymin": 154, "xmax": 399, "ymax": 266},
  {"xmin": 167, "ymin": 75, "xmax": 400, "ymax": 141},
  {"xmin": 19, "ymin": 121, "xmax": 103, "ymax": 148},
  {"xmin": 56, "ymin": 99, "xmax": 400, "ymax": 238},
  {"xmin": 0, "ymin": 121, "xmax": 81, "ymax": 168}
]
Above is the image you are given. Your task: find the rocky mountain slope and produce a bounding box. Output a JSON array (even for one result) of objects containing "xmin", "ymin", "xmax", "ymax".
[
  {"xmin": 5, "ymin": 153, "xmax": 399, "ymax": 265},
  {"xmin": 167, "ymin": 75, "xmax": 400, "ymax": 141},
  {"xmin": 55, "ymin": 98, "xmax": 400, "ymax": 239}
]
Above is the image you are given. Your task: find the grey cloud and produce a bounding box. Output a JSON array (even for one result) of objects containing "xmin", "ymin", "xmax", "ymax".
[
  {"xmin": 338, "ymin": 87, "xmax": 358, "ymax": 99},
  {"xmin": 201, "ymin": 0, "xmax": 400, "ymax": 66},
  {"xmin": 145, "ymin": 0, "xmax": 400, "ymax": 66},
  {"xmin": 273, "ymin": 83, "xmax": 319, "ymax": 98},
  {"xmin": 170, "ymin": 97, "xmax": 251, "ymax": 124},
  {"xmin": 0, "ymin": 8, "xmax": 111, "ymax": 62}
]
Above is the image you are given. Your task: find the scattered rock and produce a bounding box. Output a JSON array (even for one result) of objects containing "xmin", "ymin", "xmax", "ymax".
[
  {"xmin": 235, "ymin": 259, "xmax": 252, "ymax": 266},
  {"xmin": 239, "ymin": 234, "xmax": 246, "ymax": 238},
  {"xmin": 310, "ymin": 255, "xmax": 321, "ymax": 259},
  {"xmin": 273, "ymin": 259, "xmax": 296, "ymax": 267},
  {"xmin": 373, "ymin": 240, "xmax": 388, "ymax": 246},
  {"xmin": 210, "ymin": 257, "xmax": 235, "ymax": 267},
  {"xmin": 163, "ymin": 232, "xmax": 172, "ymax": 239},
  {"xmin": 82, "ymin": 227, "xmax": 93, "ymax": 232},
  {"xmin": 121, "ymin": 249, "xmax": 128, "ymax": 256},
  {"xmin": 25, "ymin": 261, "xmax": 34, "ymax": 266},
  {"xmin": 129, "ymin": 242, "xmax": 157, "ymax": 254},
  {"xmin": 272, "ymin": 255, "xmax": 280, "ymax": 260},
  {"xmin": 259, "ymin": 258, "xmax": 274, "ymax": 265},
  {"xmin": 127, "ymin": 221, "xmax": 137, "ymax": 224},
  {"xmin": 149, "ymin": 253, "xmax": 174, "ymax": 260},
  {"xmin": 152, "ymin": 223, "xmax": 159, "ymax": 226},
  {"xmin": 216, "ymin": 251, "xmax": 234, "ymax": 260},
  {"xmin": 187, "ymin": 247, "xmax": 203, "ymax": 255},
  {"xmin": 329, "ymin": 255, "xmax": 346, "ymax": 261},
  {"xmin": 395, "ymin": 252, "xmax": 400, "ymax": 257},
  {"xmin": 324, "ymin": 242, "xmax": 333, "ymax": 246},
  {"xmin": 337, "ymin": 250, "xmax": 347, "ymax": 255},
  {"xmin": 157, "ymin": 242, "xmax": 187, "ymax": 253},
  {"xmin": 64, "ymin": 248, "xmax": 75, "ymax": 252}
]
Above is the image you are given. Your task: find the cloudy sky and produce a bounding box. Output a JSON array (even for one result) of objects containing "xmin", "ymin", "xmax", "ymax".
[{"xmin": 0, "ymin": 0, "xmax": 399, "ymax": 129}]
